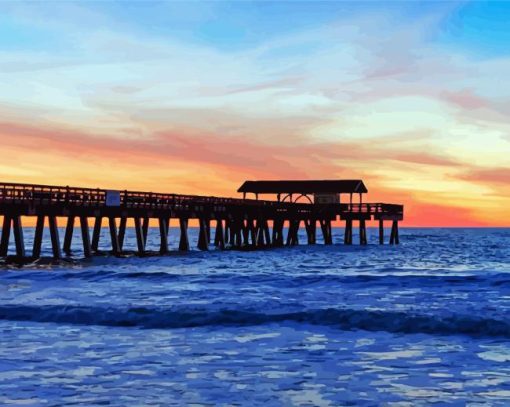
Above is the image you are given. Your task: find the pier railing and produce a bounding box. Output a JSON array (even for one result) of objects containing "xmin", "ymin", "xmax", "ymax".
[{"xmin": 0, "ymin": 182, "xmax": 403, "ymax": 217}]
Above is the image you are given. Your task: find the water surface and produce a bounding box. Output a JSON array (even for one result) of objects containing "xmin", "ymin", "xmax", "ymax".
[{"xmin": 1, "ymin": 227, "xmax": 509, "ymax": 405}]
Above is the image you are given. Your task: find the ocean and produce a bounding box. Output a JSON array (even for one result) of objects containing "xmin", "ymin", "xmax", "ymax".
[{"xmin": 0, "ymin": 227, "xmax": 509, "ymax": 406}]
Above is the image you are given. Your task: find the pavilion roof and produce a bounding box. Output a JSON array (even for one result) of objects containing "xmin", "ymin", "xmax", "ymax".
[{"xmin": 237, "ymin": 180, "xmax": 368, "ymax": 194}]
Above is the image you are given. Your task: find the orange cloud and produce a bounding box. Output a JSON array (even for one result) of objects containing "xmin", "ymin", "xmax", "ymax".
[{"xmin": 0, "ymin": 117, "xmax": 508, "ymax": 227}]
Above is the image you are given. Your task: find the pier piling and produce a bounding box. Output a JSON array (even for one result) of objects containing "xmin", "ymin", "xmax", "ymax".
[
  {"xmin": 63, "ymin": 216, "xmax": 75, "ymax": 254},
  {"xmin": 80, "ymin": 216, "xmax": 92, "ymax": 257},
  {"xmin": 32, "ymin": 215, "xmax": 45, "ymax": 259},
  {"xmin": 179, "ymin": 218, "xmax": 190, "ymax": 251},
  {"xmin": 134, "ymin": 217, "xmax": 145, "ymax": 255},
  {"xmin": 0, "ymin": 216, "xmax": 11, "ymax": 257},
  {"xmin": 12, "ymin": 215, "xmax": 25, "ymax": 258},
  {"xmin": 92, "ymin": 216, "xmax": 102, "ymax": 252},
  {"xmin": 48, "ymin": 216, "xmax": 61, "ymax": 259}
]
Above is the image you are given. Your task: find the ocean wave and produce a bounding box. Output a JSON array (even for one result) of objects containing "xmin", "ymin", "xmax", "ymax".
[
  {"xmin": 4, "ymin": 268, "xmax": 510, "ymax": 288},
  {"xmin": 0, "ymin": 304, "xmax": 509, "ymax": 338}
]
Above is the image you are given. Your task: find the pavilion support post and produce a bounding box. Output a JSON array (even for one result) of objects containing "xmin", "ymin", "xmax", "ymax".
[
  {"xmin": 142, "ymin": 217, "xmax": 149, "ymax": 246},
  {"xmin": 0, "ymin": 215, "xmax": 12, "ymax": 257},
  {"xmin": 179, "ymin": 218, "xmax": 189, "ymax": 251},
  {"xmin": 197, "ymin": 218, "xmax": 208, "ymax": 251},
  {"xmin": 344, "ymin": 219, "xmax": 353, "ymax": 245},
  {"xmin": 214, "ymin": 220, "xmax": 225, "ymax": 249},
  {"xmin": 359, "ymin": 219, "xmax": 367, "ymax": 245},
  {"xmin": 134, "ymin": 217, "xmax": 145, "ymax": 255},
  {"xmin": 159, "ymin": 217, "xmax": 169, "ymax": 254},
  {"xmin": 379, "ymin": 220, "xmax": 384, "ymax": 245},
  {"xmin": 91, "ymin": 216, "xmax": 102, "ymax": 252},
  {"xmin": 63, "ymin": 216, "xmax": 75, "ymax": 255},
  {"xmin": 80, "ymin": 216, "xmax": 92, "ymax": 258},
  {"xmin": 48, "ymin": 215, "xmax": 61, "ymax": 259},
  {"xmin": 305, "ymin": 219, "xmax": 316, "ymax": 244},
  {"xmin": 32, "ymin": 215, "xmax": 45, "ymax": 259},
  {"xmin": 118, "ymin": 216, "xmax": 127, "ymax": 251},
  {"xmin": 108, "ymin": 217, "xmax": 120, "ymax": 256},
  {"xmin": 12, "ymin": 215, "xmax": 25, "ymax": 258}
]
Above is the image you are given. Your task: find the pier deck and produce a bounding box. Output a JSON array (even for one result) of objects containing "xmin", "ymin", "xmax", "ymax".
[{"xmin": 0, "ymin": 181, "xmax": 403, "ymax": 260}]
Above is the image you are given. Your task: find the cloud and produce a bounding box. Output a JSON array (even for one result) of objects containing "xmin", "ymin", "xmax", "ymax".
[{"xmin": 0, "ymin": 3, "xmax": 509, "ymax": 225}]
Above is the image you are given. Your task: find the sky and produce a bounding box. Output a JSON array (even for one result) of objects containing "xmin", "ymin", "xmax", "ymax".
[{"xmin": 0, "ymin": 0, "xmax": 509, "ymax": 226}]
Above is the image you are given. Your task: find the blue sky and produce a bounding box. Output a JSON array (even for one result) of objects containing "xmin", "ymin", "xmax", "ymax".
[{"xmin": 0, "ymin": 1, "xmax": 509, "ymax": 225}]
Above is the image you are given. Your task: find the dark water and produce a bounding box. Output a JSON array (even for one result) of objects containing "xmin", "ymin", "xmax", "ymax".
[{"xmin": 0, "ymin": 227, "xmax": 509, "ymax": 405}]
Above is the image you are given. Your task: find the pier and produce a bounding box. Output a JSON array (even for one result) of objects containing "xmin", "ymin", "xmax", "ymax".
[{"xmin": 0, "ymin": 180, "xmax": 403, "ymax": 261}]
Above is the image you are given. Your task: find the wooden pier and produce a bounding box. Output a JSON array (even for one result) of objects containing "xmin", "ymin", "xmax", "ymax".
[{"xmin": 0, "ymin": 180, "xmax": 403, "ymax": 261}]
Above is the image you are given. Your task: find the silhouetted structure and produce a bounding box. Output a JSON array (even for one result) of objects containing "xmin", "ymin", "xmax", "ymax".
[{"xmin": 0, "ymin": 180, "xmax": 403, "ymax": 261}]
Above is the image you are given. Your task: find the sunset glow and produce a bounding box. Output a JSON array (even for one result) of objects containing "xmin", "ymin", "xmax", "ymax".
[{"xmin": 1, "ymin": 1, "xmax": 509, "ymax": 226}]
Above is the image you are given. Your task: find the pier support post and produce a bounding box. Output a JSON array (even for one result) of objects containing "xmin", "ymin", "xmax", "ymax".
[
  {"xmin": 118, "ymin": 216, "xmax": 127, "ymax": 251},
  {"xmin": 179, "ymin": 218, "xmax": 189, "ymax": 251},
  {"xmin": 256, "ymin": 218, "xmax": 268, "ymax": 247},
  {"xmin": 305, "ymin": 219, "xmax": 316, "ymax": 244},
  {"xmin": 344, "ymin": 219, "xmax": 352, "ymax": 245},
  {"xmin": 80, "ymin": 216, "xmax": 92, "ymax": 258},
  {"xmin": 321, "ymin": 220, "xmax": 333, "ymax": 245},
  {"xmin": 359, "ymin": 219, "xmax": 367, "ymax": 245},
  {"xmin": 142, "ymin": 217, "xmax": 149, "ymax": 246},
  {"xmin": 32, "ymin": 215, "xmax": 45, "ymax": 259},
  {"xmin": 389, "ymin": 221, "xmax": 400, "ymax": 245},
  {"xmin": 262, "ymin": 219, "xmax": 271, "ymax": 246},
  {"xmin": 91, "ymin": 216, "xmax": 102, "ymax": 252},
  {"xmin": 205, "ymin": 219, "xmax": 211, "ymax": 244},
  {"xmin": 272, "ymin": 218, "xmax": 284, "ymax": 247},
  {"xmin": 63, "ymin": 216, "xmax": 75, "ymax": 254},
  {"xmin": 197, "ymin": 218, "xmax": 208, "ymax": 251},
  {"xmin": 108, "ymin": 217, "xmax": 120, "ymax": 256},
  {"xmin": 0, "ymin": 215, "xmax": 11, "ymax": 257},
  {"xmin": 248, "ymin": 219, "xmax": 257, "ymax": 246},
  {"xmin": 48, "ymin": 215, "xmax": 61, "ymax": 259},
  {"xmin": 134, "ymin": 217, "xmax": 145, "ymax": 255},
  {"xmin": 379, "ymin": 220, "xmax": 384, "ymax": 245},
  {"xmin": 286, "ymin": 220, "xmax": 300, "ymax": 246},
  {"xmin": 231, "ymin": 219, "xmax": 242, "ymax": 248},
  {"xmin": 242, "ymin": 220, "xmax": 250, "ymax": 246},
  {"xmin": 224, "ymin": 219, "xmax": 230, "ymax": 245},
  {"xmin": 12, "ymin": 215, "xmax": 25, "ymax": 258},
  {"xmin": 214, "ymin": 219, "xmax": 225, "ymax": 249},
  {"xmin": 159, "ymin": 217, "xmax": 169, "ymax": 254}
]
